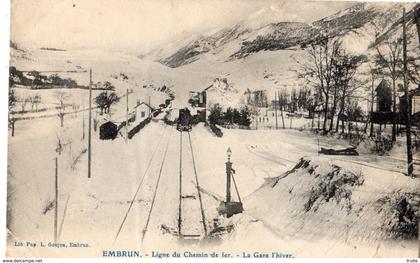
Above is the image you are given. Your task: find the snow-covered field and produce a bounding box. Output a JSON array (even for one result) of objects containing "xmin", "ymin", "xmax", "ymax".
[
  {"xmin": 7, "ymin": 46, "xmax": 420, "ymax": 258},
  {"xmin": 7, "ymin": 116, "xmax": 420, "ymax": 257}
]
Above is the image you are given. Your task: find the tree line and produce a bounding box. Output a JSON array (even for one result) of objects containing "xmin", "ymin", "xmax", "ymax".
[
  {"xmin": 293, "ymin": 26, "xmax": 419, "ymax": 135},
  {"xmin": 10, "ymin": 67, "xmax": 79, "ymax": 89},
  {"xmin": 292, "ymin": 10, "xmax": 419, "ymax": 177},
  {"xmin": 208, "ymin": 104, "xmax": 252, "ymax": 127}
]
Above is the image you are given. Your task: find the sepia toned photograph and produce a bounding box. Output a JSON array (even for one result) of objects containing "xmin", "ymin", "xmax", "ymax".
[{"xmin": 5, "ymin": 0, "xmax": 420, "ymax": 259}]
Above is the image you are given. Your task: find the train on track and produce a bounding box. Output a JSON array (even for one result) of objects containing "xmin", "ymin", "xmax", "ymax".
[{"xmin": 177, "ymin": 108, "xmax": 192, "ymax": 132}]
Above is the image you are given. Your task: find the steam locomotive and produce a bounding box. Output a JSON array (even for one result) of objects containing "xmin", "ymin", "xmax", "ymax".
[{"xmin": 177, "ymin": 108, "xmax": 192, "ymax": 132}]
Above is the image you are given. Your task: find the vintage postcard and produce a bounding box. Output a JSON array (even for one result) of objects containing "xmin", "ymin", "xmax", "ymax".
[{"xmin": 5, "ymin": 0, "xmax": 420, "ymax": 259}]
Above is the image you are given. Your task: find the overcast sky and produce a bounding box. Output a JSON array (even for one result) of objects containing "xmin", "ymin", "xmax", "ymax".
[{"xmin": 11, "ymin": 0, "xmax": 356, "ymax": 52}]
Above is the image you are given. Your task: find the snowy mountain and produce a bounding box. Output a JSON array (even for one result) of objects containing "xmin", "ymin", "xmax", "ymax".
[
  {"xmin": 138, "ymin": 32, "xmax": 204, "ymax": 62},
  {"xmin": 158, "ymin": 23, "xmax": 251, "ymax": 68},
  {"xmin": 9, "ymin": 2, "xmax": 418, "ymax": 106},
  {"xmin": 151, "ymin": 2, "xmax": 418, "ymax": 68}
]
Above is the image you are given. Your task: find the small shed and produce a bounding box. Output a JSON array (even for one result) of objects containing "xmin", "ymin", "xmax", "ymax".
[{"xmin": 99, "ymin": 121, "xmax": 118, "ymax": 140}]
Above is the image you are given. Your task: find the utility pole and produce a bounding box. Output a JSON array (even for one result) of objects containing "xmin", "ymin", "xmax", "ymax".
[
  {"xmin": 403, "ymin": 8, "xmax": 414, "ymax": 177},
  {"xmin": 290, "ymin": 115, "xmax": 293, "ymax": 129},
  {"xmin": 126, "ymin": 89, "xmax": 129, "ymax": 142},
  {"xmin": 88, "ymin": 69, "xmax": 92, "ymax": 179},
  {"xmin": 369, "ymin": 72, "xmax": 375, "ymax": 137},
  {"xmin": 279, "ymin": 91, "xmax": 285, "ymax": 129},
  {"xmin": 275, "ymin": 91, "xmax": 278, "ymax": 130},
  {"xmin": 414, "ymin": 5, "xmax": 420, "ymax": 44},
  {"xmin": 54, "ymin": 157, "xmax": 58, "ymax": 242},
  {"xmin": 148, "ymin": 95, "xmax": 151, "ymax": 116},
  {"xmin": 254, "ymin": 91, "xmax": 258, "ymax": 130},
  {"xmin": 82, "ymin": 93, "xmax": 85, "ymax": 140}
]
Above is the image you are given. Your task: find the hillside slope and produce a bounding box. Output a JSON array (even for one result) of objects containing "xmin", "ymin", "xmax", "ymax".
[
  {"xmin": 222, "ymin": 157, "xmax": 419, "ymax": 257},
  {"xmin": 153, "ymin": 2, "xmax": 418, "ymax": 68}
]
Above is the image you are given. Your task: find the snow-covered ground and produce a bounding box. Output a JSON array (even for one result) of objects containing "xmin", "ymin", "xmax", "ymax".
[
  {"xmin": 7, "ymin": 46, "xmax": 419, "ymax": 258},
  {"xmin": 7, "ymin": 114, "xmax": 419, "ymax": 257}
]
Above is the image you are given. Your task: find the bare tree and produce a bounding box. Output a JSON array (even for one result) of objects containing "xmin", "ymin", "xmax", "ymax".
[
  {"xmin": 57, "ymin": 110, "xmax": 65, "ymax": 127},
  {"xmin": 278, "ymin": 89, "xmax": 288, "ymax": 129},
  {"xmin": 102, "ymin": 81, "xmax": 115, "ymax": 91},
  {"xmin": 402, "ymin": 8, "xmax": 414, "ymax": 177},
  {"xmin": 95, "ymin": 91, "xmax": 120, "ymax": 115},
  {"xmin": 375, "ymin": 37, "xmax": 403, "ymax": 142},
  {"xmin": 9, "ymin": 90, "xmax": 16, "ymax": 111},
  {"xmin": 9, "ymin": 118, "xmax": 17, "ymax": 137},
  {"xmin": 397, "ymin": 26, "xmax": 420, "ymax": 92},
  {"xmin": 104, "ymin": 92, "xmax": 120, "ymax": 113},
  {"xmin": 55, "ymin": 91, "xmax": 70, "ymax": 109},
  {"xmin": 55, "ymin": 91, "xmax": 70, "ymax": 127},
  {"xmin": 20, "ymin": 97, "xmax": 29, "ymax": 112},
  {"xmin": 364, "ymin": 65, "xmax": 380, "ymax": 137},
  {"xmin": 28, "ymin": 94, "xmax": 41, "ymax": 111},
  {"xmin": 296, "ymin": 86, "xmax": 312, "ymax": 112},
  {"xmin": 333, "ymin": 53, "xmax": 366, "ymax": 133},
  {"xmin": 28, "ymin": 96, "xmax": 35, "ymax": 111},
  {"xmin": 345, "ymin": 99, "xmax": 363, "ymax": 139},
  {"xmin": 34, "ymin": 94, "xmax": 41, "ymax": 111},
  {"xmin": 295, "ymin": 37, "xmax": 342, "ymax": 133},
  {"xmin": 95, "ymin": 92, "xmax": 108, "ymax": 115},
  {"xmin": 71, "ymin": 104, "xmax": 80, "ymax": 118},
  {"xmin": 8, "ymin": 90, "xmax": 17, "ymax": 136}
]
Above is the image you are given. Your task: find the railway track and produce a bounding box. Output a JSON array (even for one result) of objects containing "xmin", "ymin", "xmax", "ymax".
[
  {"xmin": 178, "ymin": 130, "xmax": 207, "ymax": 241},
  {"xmin": 140, "ymin": 126, "xmax": 174, "ymax": 243},
  {"xmin": 114, "ymin": 124, "xmax": 208, "ymax": 246},
  {"xmin": 114, "ymin": 125, "xmax": 171, "ymax": 243}
]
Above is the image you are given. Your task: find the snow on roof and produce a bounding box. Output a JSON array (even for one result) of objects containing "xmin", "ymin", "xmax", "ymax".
[
  {"xmin": 134, "ymin": 102, "xmax": 154, "ymax": 110},
  {"xmin": 375, "ymin": 79, "xmax": 390, "ymax": 92}
]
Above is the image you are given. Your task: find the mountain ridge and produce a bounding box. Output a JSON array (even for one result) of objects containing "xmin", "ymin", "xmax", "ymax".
[{"xmin": 148, "ymin": 2, "xmax": 417, "ymax": 68}]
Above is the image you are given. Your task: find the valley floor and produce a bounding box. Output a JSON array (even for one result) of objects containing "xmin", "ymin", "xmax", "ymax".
[{"xmin": 6, "ymin": 110, "xmax": 419, "ymax": 257}]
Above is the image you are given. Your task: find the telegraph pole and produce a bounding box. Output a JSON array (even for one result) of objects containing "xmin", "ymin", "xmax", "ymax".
[
  {"xmin": 126, "ymin": 89, "xmax": 129, "ymax": 141},
  {"xmin": 82, "ymin": 93, "xmax": 85, "ymax": 140},
  {"xmin": 275, "ymin": 91, "xmax": 278, "ymax": 130},
  {"xmin": 254, "ymin": 92, "xmax": 258, "ymax": 130},
  {"xmin": 54, "ymin": 157, "xmax": 58, "ymax": 242},
  {"xmin": 403, "ymin": 8, "xmax": 414, "ymax": 177},
  {"xmin": 88, "ymin": 69, "xmax": 92, "ymax": 179},
  {"xmin": 414, "ymin": 5, "xmax": 420, "ymax": 44},
  {"xmin": 280, "ymin": 91, "xmax": 285, "ymax": 129},
  {"xmin": 148, "ymin": 95, "xmax": 151, "ymax": 116}
]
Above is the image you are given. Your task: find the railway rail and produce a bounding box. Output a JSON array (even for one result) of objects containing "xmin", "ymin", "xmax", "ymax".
[
  {"xmin": 114, "ymin": 123, "xmax": 208, "ymax": 246},
  {"xmin": 114, "ymin": 125, "xmax": 171, "ymax": 242},
  {"xmin": 140, "ymin": 126, "xmax": 174, "ymax": 243},
  {"xmin": 178, "ymin": 130, "xmax": 207, "ymax": 241}
]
